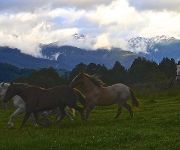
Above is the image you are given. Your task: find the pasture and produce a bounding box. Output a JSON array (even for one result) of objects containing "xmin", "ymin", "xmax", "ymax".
[{"xmin": 0, "ymin": 88, "xmax": 179, "ymax": 150}]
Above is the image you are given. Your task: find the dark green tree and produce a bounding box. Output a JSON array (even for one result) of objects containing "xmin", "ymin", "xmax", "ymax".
[
  {"xmin": 16, "ymin": 68, "xmax": 65, "ymax": 88},
  {"xmin": 159, "ymin": 58, "xmax": 176, "ymax": 79},
  {"xmin": 128, "ymin": 57, "xmax": 164, "ymax": 83},
  {"xmin": 107, "ymin": 61, "xmax": 127, "ymax": 84},
  {"xmin": 69, "ymin": 63, "xmax": 87, "ymax": 80}
]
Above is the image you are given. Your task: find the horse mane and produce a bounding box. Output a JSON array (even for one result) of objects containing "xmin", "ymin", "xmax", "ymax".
[
  {"xmin": 84, "ymin": 74, "xmax": 106, "ymax": 87},
  {"xmin": 13, "ymin": 83, "xmax": 31, "ymax": 87}
]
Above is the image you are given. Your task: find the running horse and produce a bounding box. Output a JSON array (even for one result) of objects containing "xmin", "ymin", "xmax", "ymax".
[
  {"xmin": 70, "ymin": 73, "xmax": 139, "ymax": 120},
  {"xmin": 0, "ymin": 82, "xmax": 77, "ymax": 127},
  {"xmin": 0, "ymin": 82, "xmax": 37, "ymax": 127},
  {"xmin": 2, "ymin": 83, "xmax": 85, "ymax": 128}
]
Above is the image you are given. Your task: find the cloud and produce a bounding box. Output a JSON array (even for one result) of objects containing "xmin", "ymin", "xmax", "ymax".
[
  {"xmin": 0, "ymin": 11, "xmax": 80, "ymax": 56},
  {"xmin": 128, "ymin": 0, "xmax": 180, "ymax": 12},
  {"xmin": 0, "ymin": 0, "xmax": 112, "ymax": 12},
  {"xmin": 94, "ymin": 33, "xmax": 111, "ymax": 49},
  {"xmin": 0, "ymin": 0, "xmax": 180, "ymax": 55},
  {"xmin": 139, "ymin": 11, "xmax": 180, "ymax": 38}
]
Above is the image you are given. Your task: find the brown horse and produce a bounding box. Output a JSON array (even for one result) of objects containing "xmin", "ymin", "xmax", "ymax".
[
  {"xmin": 3, "ymin": 83, "xmax": 85, "ymax": 128},
  {"xmin": 70, "ymin": 73, "xmax": 139, "ymax": 120}
]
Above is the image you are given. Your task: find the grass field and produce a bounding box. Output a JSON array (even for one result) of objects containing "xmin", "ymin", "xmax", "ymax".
[{"xmin": 0, "ymin": 88, "xmax": 179, "ymax": 150}]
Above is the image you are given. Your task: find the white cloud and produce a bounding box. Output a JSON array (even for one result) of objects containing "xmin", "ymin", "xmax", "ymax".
[
  {"xmin": 0, "ymin": 0, "xmax": 112, "ymax": 12},
  {"xmin": 0, "ymin": 11, "xmax": 79, "ymax": 56},
  {"xmin": 87, "ymin": 0, "xmax": 141, "ymax": 26},
  {"xmin": 0, "ymin": 0, "xmax": 180, "ymax": 55},
  {"xmin": 139, "ymin": 11, "xmax": 180, "ymax": 38},
  {"xmin": 94, "ymin": 33, "xmax": 111, "ymax": 49},
  {"xmin": 128, "ymin": 0, "xmax": 180, "ymax": 12}
]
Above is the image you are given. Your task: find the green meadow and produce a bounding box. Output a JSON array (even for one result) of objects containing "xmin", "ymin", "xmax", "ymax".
[{"xmin": 0, "ymin": 88, "xmax": 179, "ymax": 150}]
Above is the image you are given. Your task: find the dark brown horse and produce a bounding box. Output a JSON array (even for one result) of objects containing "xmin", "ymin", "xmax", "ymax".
[{"xmin": 3, "ymin": 83, "xmax": 85, "ymax": 128}]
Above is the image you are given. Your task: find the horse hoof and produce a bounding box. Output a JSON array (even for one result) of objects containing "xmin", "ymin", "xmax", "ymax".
[
  {"xmin": 34, "ymin": 123, "xmax": 39, "ymax": 127},
  {"xmin": 7, "ymin": 122, "xmax": 14, "ymax": 128}
]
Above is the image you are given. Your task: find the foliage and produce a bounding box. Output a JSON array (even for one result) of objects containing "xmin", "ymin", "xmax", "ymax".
[
  {"xmin": 0, "ymin": 63, "xmax": 33, "ymax": 82},
  {"xmin": 69, "ymin": 57, "xmax": 177, "ymax": 85},
  {"xmin": 0, "ymin": 57, "xmax": 178, "ymax": 87},
  {"xmin": 159, "ymin": 58, "xmax": 177, "ymax": 79},
  {"xmin": 16, "ymin": 68, "xmax": 66, "ymax": 88}
]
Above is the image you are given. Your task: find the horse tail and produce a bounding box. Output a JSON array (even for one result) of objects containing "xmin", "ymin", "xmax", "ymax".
[
  {"xmin": 129, "ymin": 88, "xmax": 139, "ymax": 107},
  {"xmin": 73, "ymin": 88, "xmax": 86, "ymax": 106}
]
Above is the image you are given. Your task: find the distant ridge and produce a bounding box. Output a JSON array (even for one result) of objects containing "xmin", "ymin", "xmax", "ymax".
[
  {"xmin": 0, "ymin": 45, "xmax": 138, "ymax": 70},
  {"xmin": 1, "ymin": 35, "xmax": 180, "ymax": 70}
]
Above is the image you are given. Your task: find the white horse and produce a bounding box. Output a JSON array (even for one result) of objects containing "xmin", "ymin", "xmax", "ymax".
[{"xmin": 0, "ymin": 82, "xmax": 75, "ymax": 127}]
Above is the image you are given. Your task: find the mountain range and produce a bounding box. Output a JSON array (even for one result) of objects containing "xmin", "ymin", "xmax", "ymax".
[
  {"xmin": 128, "ymin": 35, "xmax": 180, "ymax": 62},
  {"xmin": 0, "ymin": 35, "xmax": 179, "ymax": 70}
]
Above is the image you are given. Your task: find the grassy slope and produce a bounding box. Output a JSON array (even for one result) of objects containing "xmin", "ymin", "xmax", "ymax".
[{"xmin": 0, "ymin": 89, "xmax": 179, "ymax": 150}]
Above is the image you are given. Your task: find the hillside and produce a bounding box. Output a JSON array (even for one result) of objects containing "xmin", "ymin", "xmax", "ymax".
[
  {"xmin": 0, "ymin": 62, "xmax": 33, "ymax": 82},
  {"xmin": 0, "ymin": 45, "xmax": 138, "ymax": 70},
  {"xmin": 0, "ymin": 46, "xmax": 57, "ymax": 69},
  {"xmin": 41, "ymin": 45, "xmax": 138, "ymax": 69}
]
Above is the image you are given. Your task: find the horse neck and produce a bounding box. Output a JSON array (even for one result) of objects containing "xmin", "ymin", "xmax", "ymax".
[{"xmin": 83, "ymin": 78, "xmax": 100, "ymax": 92}]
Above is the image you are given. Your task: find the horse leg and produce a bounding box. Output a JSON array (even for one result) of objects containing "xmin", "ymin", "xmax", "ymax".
[
  {"xmin": 56, "ymin": 107, "xmax": 73, "ymax": 122},
  {"xmin": 71, "ymin": 108, "xmax": 76, "ymax": 117},
  {"xmin": 20, "ymin": 112, "xmax": 31, "ymax": 129},
  {"xmin": 67, "ymin": 107, "xmax": 76, "ymax": 117},
  {"xmin": 56, "ymin": 106, "xmax": 66, "ymax": 123},
  {"xmin": 123, "ymin": 103, "xmax": 133, "ymax": 118},
  {"xmin": 55, "ymin": 108, "xmax": 62, "ymax": 122},
  {"xmin": 84, "ymin": 104, "xmax": 95, "ymax": 120},
  {"xmin": 29, "ymin": 113, "xmax": 38, "ymax": 127},
  {"xmin": 8, "ymin": 107, "xmax": 25, "ymax": 127},
  {"xmin": 65, "ymin": 107, "xmax": 74, "ymax": 121},
  {"xmin": 30, "ymin": 112, "xmax": 41, "ymax": 127},
  {"xmin": 114, "ymin": 104, "xmax": 122, "ymax": 119},
  {"xmin": 72, "ymin": 104, "xmax": 85, "ymax": 120}
]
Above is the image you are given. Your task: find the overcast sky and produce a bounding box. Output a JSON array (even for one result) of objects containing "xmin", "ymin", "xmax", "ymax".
[{"xmin": 0, "ymin": 0, "xmax": 180, "ymax": 56}]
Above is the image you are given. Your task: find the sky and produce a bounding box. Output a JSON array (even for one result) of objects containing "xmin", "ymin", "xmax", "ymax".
[{"xmin": 0, "ymin": 0, "xmax": 180, "ymax": 56}]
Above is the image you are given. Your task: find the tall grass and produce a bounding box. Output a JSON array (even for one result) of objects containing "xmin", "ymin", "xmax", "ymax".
[{"xmin": 0, "ymin": 88, "xmax": 179, "ymax": 150}]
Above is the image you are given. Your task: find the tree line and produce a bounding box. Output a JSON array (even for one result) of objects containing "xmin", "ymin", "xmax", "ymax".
[{"xmin": 14, "ymin": 57, "xmax": 179, "ymax": 88}]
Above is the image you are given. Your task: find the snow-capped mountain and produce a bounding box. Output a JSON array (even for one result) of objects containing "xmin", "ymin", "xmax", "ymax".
[
  {"xmin": 128, "ymin": 35, "xmax": 180, "ymax": 62},
  {"xmin": 128, "ymin": 35, "xmax": 176, "ymax": 53},
  {"xmin": 40, "ymin": 45, "xmax": 138, "ymax": 70},
  {"xmin": 1, "ymin": 35, "xmax": 180, "ymax": 71}
]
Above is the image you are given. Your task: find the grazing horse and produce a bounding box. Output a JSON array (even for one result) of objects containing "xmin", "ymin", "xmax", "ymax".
[
  {"xmin": 2, "ymin": 83, "xmax": 85, "ymax": 128},
  {"xmin": 70, "ymin": 73, "xmax": 139, "ymax": 120}
]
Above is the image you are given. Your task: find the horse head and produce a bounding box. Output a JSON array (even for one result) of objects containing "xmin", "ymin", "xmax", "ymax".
[
  {"xmin": 0, "ymin": 82, "xmax": 10, "ymax": 98},
  {"xmin": 2, "ymin": 82, "xmax": 15, "ymax": 104},
  {"xmin": 70, "ymin": 72, "xmax": 85, "ymax": 88}
]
